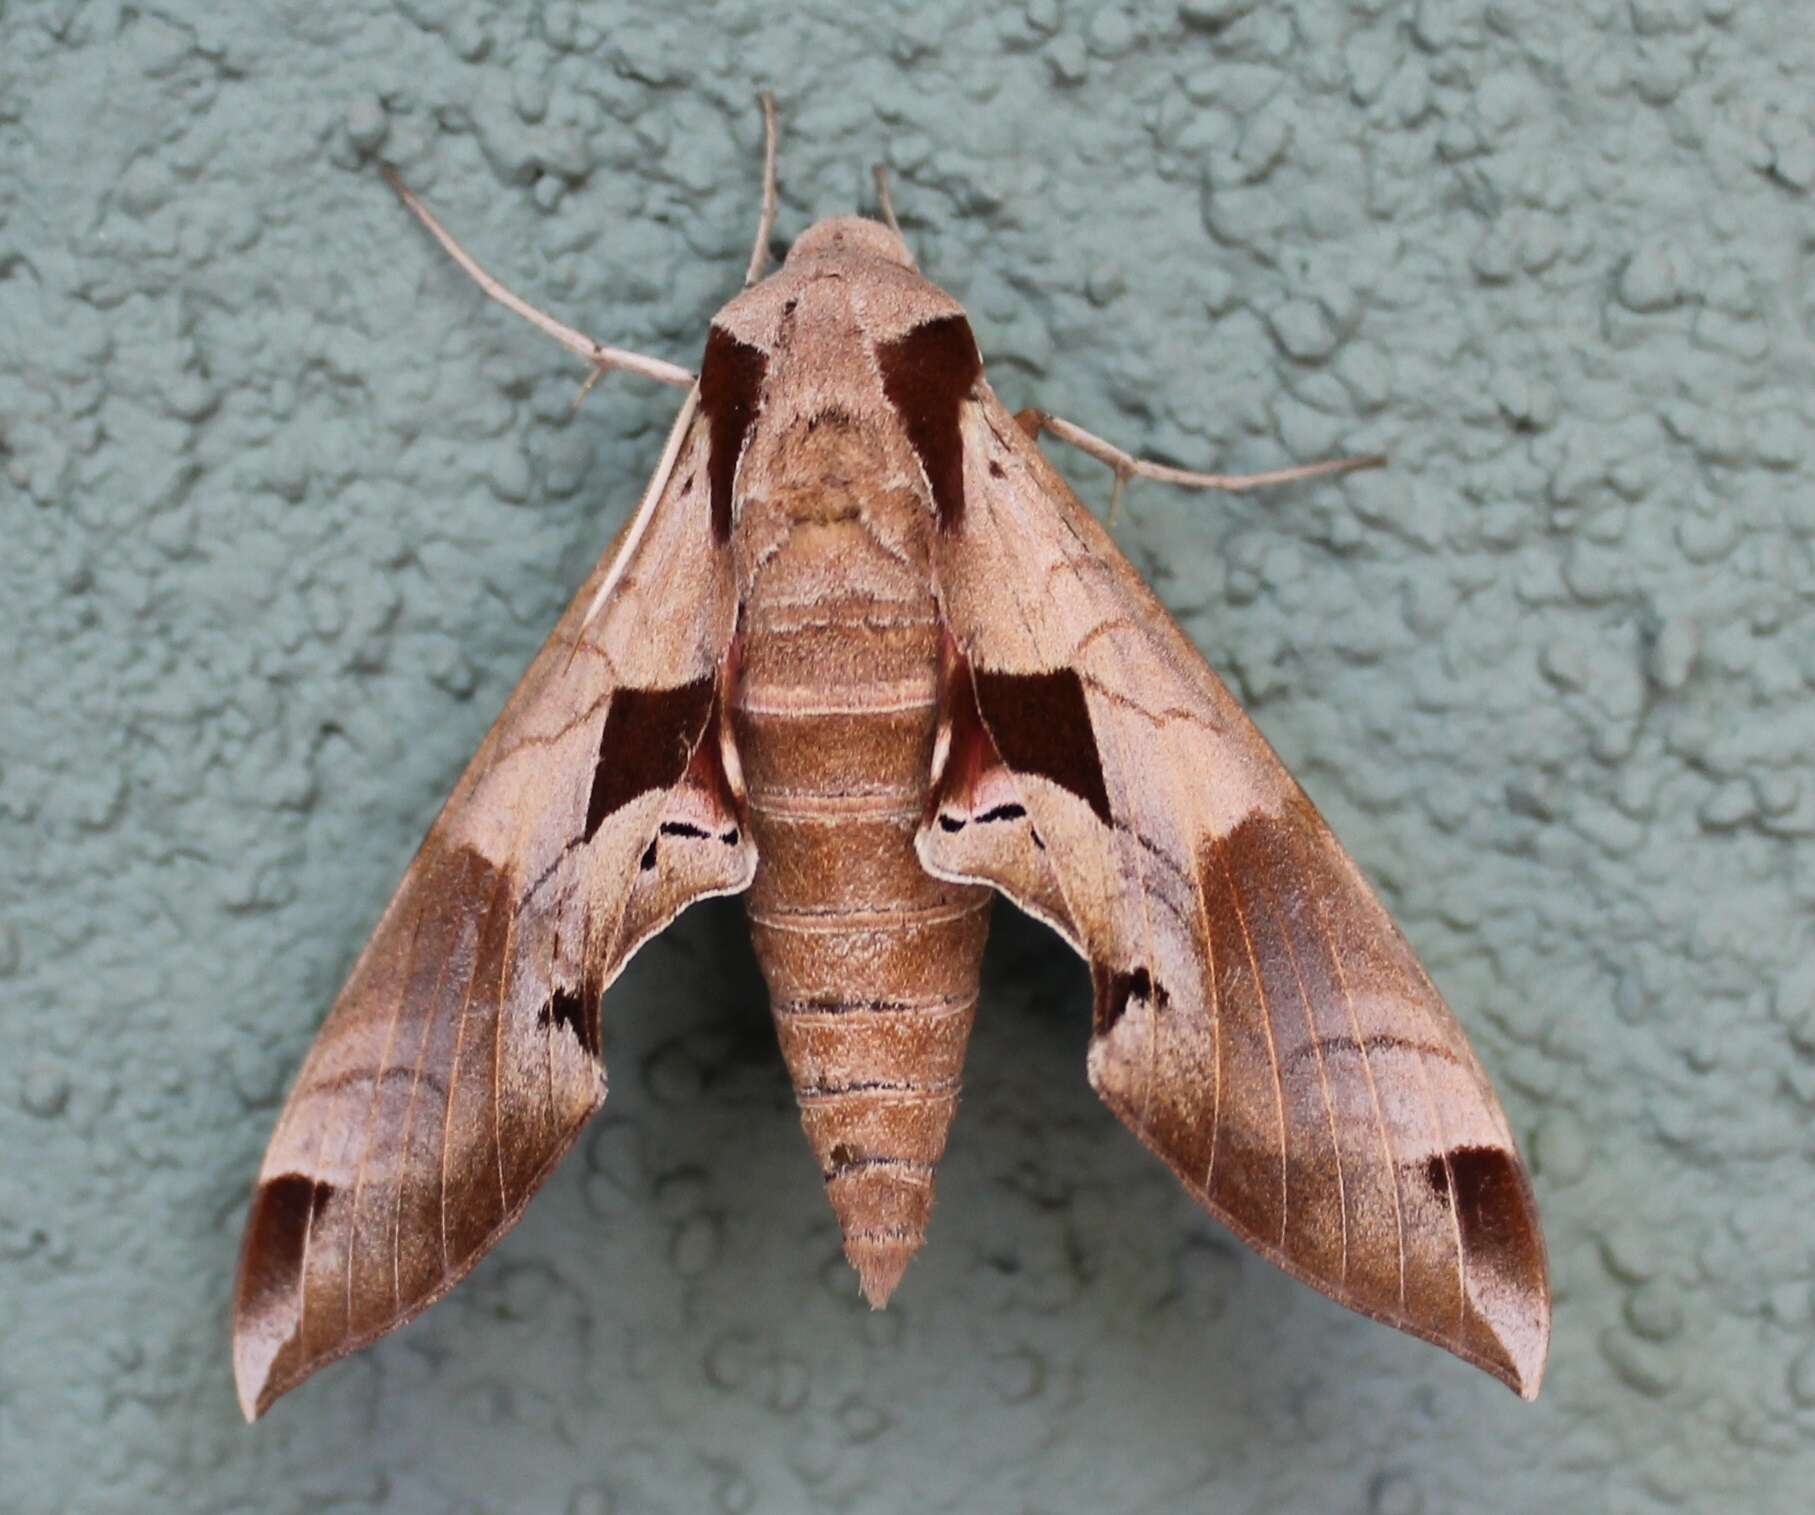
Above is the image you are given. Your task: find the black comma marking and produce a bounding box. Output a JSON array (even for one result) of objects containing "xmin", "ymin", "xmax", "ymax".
[
  {"xmin": 642, "ymin": 820, "xmax": 740, "ymax": 870},
  {"xmin": 539, "ymin": 984, "xmax": 598, "ymax": 1058},
  {"xmin": 937, "ymin": 804, "xmax": 1025, "ymax": 833},
  {"xmin": 939, "ymin": 804, "xmax": 1033, "ymax": 836},
  {"xmin": 1093, "ymin": 964, "xmax": 1169, "ymax": 1035}
]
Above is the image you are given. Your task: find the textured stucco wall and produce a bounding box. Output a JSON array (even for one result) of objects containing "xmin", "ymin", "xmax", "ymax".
[{"xmin": 5, "ymin": 1, "xmax": 1813, "ymax": 1511}]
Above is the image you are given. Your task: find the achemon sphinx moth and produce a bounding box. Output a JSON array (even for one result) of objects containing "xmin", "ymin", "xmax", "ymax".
[{"xmin": 233, "ymin": 98, "xmax": 1548, "ymax": 1420}]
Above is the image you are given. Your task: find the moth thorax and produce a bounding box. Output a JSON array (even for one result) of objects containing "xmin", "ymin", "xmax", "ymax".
[{"xmin": 785, "ymin": 215, "xmax": 914, "ymax": 269}]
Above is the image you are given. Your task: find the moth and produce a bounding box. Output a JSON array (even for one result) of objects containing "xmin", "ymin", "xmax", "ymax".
[{"xmin": 233, "ymin": 99, "xmax": 1548, "ymax": 1421}]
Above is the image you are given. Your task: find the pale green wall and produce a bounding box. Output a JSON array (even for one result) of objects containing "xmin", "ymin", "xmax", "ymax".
[{"xmin": 4, "ymin": 2, "xmax": 1812, "ymax": 1511}]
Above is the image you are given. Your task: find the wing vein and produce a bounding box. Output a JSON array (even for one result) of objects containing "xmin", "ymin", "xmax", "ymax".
[
  {"xmin": 1320, "ymin": 897, "xmax": 1407, "ymax": 1313},
  {"xmin": 979, "ymin": 442, "xmax": 1167, "ymax": 1133},
  {"xmin": 1211, "ymin": 833, "xmax": 1290, "ymax": 1249},
  {"xmin": 437, "ymin": 893, "xmax": 491, "ymax": 1272},
  {"xmin": 1408, "ymin": 1023, "xmax": 1468, "ymax": 1334},
  {"xmin": 542, "ymin": 915, "xmax": 562, "ymax": 1155},
  {"xmin": 341, "ymin": 945, "xmax": 411, "ymax": 1327},
  {"xmin": 490, "ymin": 935, "xmax": 509, "ymax": 1222},
  {"xmin": 395, "ymin": 910, "xmax": 459, "ymax": 1305},
  {"xmin": 1266, "ymin": 874, "xmax": 1349, "ymax": 1284},
  {"xmin": 1038, "ymin": 485, "xmax": 1172, "ymax": 1131}
]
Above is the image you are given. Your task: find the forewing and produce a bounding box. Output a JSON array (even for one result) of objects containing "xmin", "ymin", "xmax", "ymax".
[
  {"xmin": 919, "ymin": 389, "xmax": 1548, "ymax": 1397},
  {"xmin": 233, "ymin": 403, "xmax": 754, "ymax": 1418}
]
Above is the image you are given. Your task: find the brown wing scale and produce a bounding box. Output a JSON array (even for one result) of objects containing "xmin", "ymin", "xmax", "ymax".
[
  {"xmin": 233, "ymin": 406, "xmax": 754, "ymax": 1419},
  {"xmin": 919, "ymin": 387, "xmax": 1549, "ymax": 1397}
]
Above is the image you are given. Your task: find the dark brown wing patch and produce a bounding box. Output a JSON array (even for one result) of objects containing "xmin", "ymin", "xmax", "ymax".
[
  {"xmin": 236, "ymin": 1175, "xmax": 334, "ymax": 1357},
  {"xmin": 698, "ymin": 325, "xmax": 768, "ymax": 541},
  {"xmin": 923, "ymin": 384, "xmax": 1549, "ymax": 1395},
  {"xmin": 1440, "ymin": 1147, "xmax": 1546, "ymax": 1286},
  {"xmin": 584, "ymin": 677, "xmax": 718, "ymax": 838},
  {"xmin": 234, "ymin": 386, "xmax": 751, "ymax": 1419},
  {"xmin": 876, "ymin": 314, "xmax": 981, "ymax": 529},
  {"xmin": 972, "ymin": 667, "xmax": 1111, "ymax": 825}
]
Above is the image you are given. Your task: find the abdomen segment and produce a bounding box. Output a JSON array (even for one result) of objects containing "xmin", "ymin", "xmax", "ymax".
[{"xmin": 732, "ymin": 587, "xmax": 990, "ymax": 1304}]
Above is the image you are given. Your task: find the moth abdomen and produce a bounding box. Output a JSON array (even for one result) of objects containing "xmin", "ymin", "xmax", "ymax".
[
  {"xmin": 236, "ymin": 93, "xmax": 1545, "ymax": 1417},
  {"xmin": 787, "ymin": 1002, "xmax": 974, "ymax": 1301},
  {"xmin": 731, "ymin": 501, "xmax": 991, "ymax": 1305},
  {"xmin": 738, "ymin": 801, "xmax": 991, "ymax": 1306}
]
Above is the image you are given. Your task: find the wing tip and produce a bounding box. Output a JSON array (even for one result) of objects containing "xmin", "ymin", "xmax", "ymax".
[
  {"xmin": 1477, "ymin": 1279, "xmax": 1548, "ymax": 1400},
  {"xmin": 231, "ymin": 1101, "xmax": 609, "ymax": 1423},
  {"xmin": 1452, "ymin": 1143, "xmax": 1552, "ymax": 1401},
  {"xmin": 230, "ymin": 1284, "xmax": 301, "ymax": 1422},
  {"xmin": 1489, "ymin": 1332, "xmax": 1547, "ymax": 1401},
  {"xmin": 230, "ymin": 1172, "xmax": 320, "ymax": 1423},
  {"xmin": 1487, "ymin": 1272, "xmax": 1551, "ymax": 1402},
  {"xmin": 232, "ymin": 1349, "xmax": 274, "ymax": 1424},
  {"xmin": 1088, "ymin": 1079, "xmax": 1555, "ymax": 1401}
]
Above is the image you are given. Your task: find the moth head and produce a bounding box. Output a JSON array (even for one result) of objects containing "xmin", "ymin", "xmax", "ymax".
[{"xmin": 786, "ymin": 216, "xmax": 914, "ymax": 270}]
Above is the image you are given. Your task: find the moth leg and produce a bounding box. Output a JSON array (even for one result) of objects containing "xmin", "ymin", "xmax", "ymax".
[
  {"xmin": 743, "ymin": 91, "xmax": 780, "ymax": 288},
  {"xmin": 380, "ymin": 166, "xmax": 694, "ymax": 394},
  {"xmin": 1013, "ymin": 407, "xmax": 1385, "ymax": 525}
]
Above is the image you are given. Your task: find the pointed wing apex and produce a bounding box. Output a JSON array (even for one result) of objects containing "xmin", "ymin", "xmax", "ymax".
[
  {"xmin": 921, "ymin": 388, "xmax": 1548, "ymax": 1397},
  {"xmin": 233, "ymin": 406, "xmax": 754, "ymax": 1419}
]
